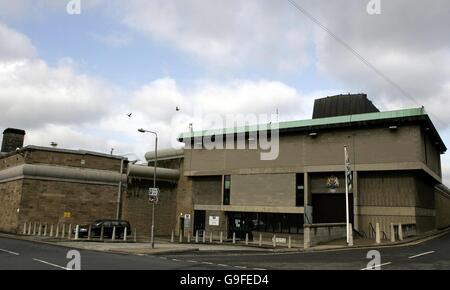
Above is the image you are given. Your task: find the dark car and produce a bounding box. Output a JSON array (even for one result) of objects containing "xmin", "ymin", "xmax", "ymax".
[{"xmin": 75, "ymin": 219, "xmax": 132, "ymax": 239}]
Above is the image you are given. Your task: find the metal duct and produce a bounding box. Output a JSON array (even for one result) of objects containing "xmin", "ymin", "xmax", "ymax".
[
  {"xmin": 145, "ymin": 148, "xmax": 184, "ymax": 161},
  {"xmin": 0, "ymin": 164, "xmax": 126, "ymax": 184},
  {"xmin": 127, "ymin": 164, "xmax": 180, "ymax": 181}
]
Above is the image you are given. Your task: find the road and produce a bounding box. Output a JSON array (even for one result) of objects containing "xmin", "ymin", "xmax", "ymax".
[
  {"xmin": 164, "ymin": 230, "xmax": 450, "ymax": 270},
  {"xmin": 0, "ymin": 236, "xmax": 234, "ymax": 270},
  {"xmin": 1, "ymin": 230, "xmax": 450, "ymax": 270}
]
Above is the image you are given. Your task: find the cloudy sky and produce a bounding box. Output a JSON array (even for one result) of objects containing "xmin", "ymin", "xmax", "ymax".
[{"xmin": 0, "ymin": 0, "xmax": 449, "ymax": 184}]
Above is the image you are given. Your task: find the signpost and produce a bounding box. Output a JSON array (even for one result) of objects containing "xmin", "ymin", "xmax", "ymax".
[{"xmin": 148, "ymin": 187, "xmax": 160, "ymax": 204}]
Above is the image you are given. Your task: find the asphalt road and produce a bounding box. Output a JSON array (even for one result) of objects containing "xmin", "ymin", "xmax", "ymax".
[
  {"xmin": 0, "ymin": 236, "xmax": 234, "ymax": 270},
  {"xmin": 1, "ymin": 231, "xmax": 449, "ymax": 270},
  {"xmin": 164, "ymin": 230, "xmax": 450, "ymax": 270}
]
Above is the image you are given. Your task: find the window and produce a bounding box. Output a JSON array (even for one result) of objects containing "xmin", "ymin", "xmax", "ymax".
[
  {"xmin": 296, "ymin": 173, "xmax": 305, "ymax": 207},
  {"xmin": 223, "ymin": 175, "xmax": 231, "ymax": 205}
]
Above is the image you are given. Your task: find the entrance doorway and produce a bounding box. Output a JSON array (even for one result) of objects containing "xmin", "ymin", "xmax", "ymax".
[
  {"xmin": 312, "ymin": 193, "xmax": 354, "ymax": 224},
  {"xmin": 193, "ymin": 210, "xmax": 206, "ymax": 235}
]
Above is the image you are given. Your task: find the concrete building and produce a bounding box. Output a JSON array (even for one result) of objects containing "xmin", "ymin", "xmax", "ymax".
[
  {"xmin": 2, "ymin": 94, "xmax": 450, "ymax": 245},
  {"xmin": 157, "ymin": 94, "xmax": 450, "ymax": 241}
]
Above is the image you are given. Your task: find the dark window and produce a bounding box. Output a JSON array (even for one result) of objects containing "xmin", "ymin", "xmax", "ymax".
[
  {"xmin": 223, "ymin": 175, "xmax": 231, "ymax": 205},
  {"xmin": 296, "ymin": 173, "xmax": 305, "ymax": 207}
]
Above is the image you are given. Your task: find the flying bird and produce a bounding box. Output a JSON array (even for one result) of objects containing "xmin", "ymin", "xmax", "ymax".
[
  {"xmin": 176, "ymin": 106, "xmax": 180, "ymax": 111},
  {"xmin": 127, "ymin": 113, "xmax": 132, "ymax": 117}
]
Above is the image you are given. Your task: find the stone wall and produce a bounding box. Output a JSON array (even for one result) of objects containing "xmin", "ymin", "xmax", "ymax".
[
  {"xmin": 0, "ymin": 180, "xmax": 23, "ymax": 233},
  {"xmin": 304, "ymin": 223, "xmax": 347, "ymax": 248}
]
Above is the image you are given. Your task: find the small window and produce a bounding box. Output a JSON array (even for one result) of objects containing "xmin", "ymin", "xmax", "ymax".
[
  {"xmin": 223, "ymin": 175, "xmax": 231, "ymax": 205},
  {"xmin": 296, "ymin": 173, "xmax": 304, "ymax": 207}
]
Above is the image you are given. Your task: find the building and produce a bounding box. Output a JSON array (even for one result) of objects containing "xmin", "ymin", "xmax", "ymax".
[
  {"xmin": 161, "ymin": 94, "xmax": 450, "ymax": 241},
  {"xmin": 2, "ymin": 93, "xmax": 450, "ymax": 244},
  {"xmin": 0, "ymin": 127, "xmax": 133, "ymax": 233}
]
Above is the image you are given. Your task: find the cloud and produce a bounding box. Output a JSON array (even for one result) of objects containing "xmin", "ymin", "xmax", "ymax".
[
  {"xmin": 121, "ymin": 0, "xmax": 311, "ymax": 71},
  {"xmin": 0, "ymin": 22, "xmax": 37, "ymax": 61},
  {"xmin": 310, "ymin": 0, "xmax": 450, "ymax": 125}
]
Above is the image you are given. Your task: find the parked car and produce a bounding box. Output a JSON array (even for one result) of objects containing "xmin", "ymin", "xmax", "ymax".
[{"xmin": 74, "ymin": 219, "xmax": 131, "ymax": 239}]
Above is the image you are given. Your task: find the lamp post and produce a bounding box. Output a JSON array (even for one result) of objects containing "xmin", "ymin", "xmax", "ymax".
[{"xmin": 138, "ymin": 128, "xmax": 158, "ymax": 249}]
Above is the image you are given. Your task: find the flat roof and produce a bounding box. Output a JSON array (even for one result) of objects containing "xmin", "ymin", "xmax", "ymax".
[
  {"xmin": 0, "ymin": 145, "xmax": 126, "ymax": 160},
  {"xmin": 178, "ymin": 107, "xmax": 447, "ymax": 152}
]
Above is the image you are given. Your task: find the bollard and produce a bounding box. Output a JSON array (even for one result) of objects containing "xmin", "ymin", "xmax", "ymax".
[
  {"xmin": 50, "ymin": 224, "xmax": 54, "ymax": 237},
  {"xmin": 179, "ymin": 231, "xmax": 183, "ymax": 243},
  {"xmin": 44, "ymin": 224, "xmax": 47, "ymax": 237},
  {"xmin": 348, "ymin": 223, "xmax": 354, "ymax": 246},
  {"xmin": 100, "ymin": 225, "xmax": 104, "ymax": 241},
  {"xmin": 171, "ymin": 230, "xmax": 174, "ymax": 243},
  {"xmin": 33, "ymin": 222, "xmax": 37, "ymax": 235},
  {"xmin": 195, "ymin": 230, "xmax": 199, "ymax": 243},
  {"xmin": 375, "ymin": 223, "xmax": 381, "ymax": 244},
  {"xmin": 62, "ymin": 224, "xmax": 66, "ymax": 239},
  {"xmin": 202, "ymin": 231, "xmax": 206, "ymax": 244},
  {"xmin": 112, "ymin": 226, "xmax": 116, "ymax": 241},
  {"xmin": 288, "ymin": 236, "xmax": 292, "ymax": 249},
  {"xmin": 220, "ymin": 231, "xmax": 223, "ymax": 244},
  {"xmin": 88, "ymin": 225, "xmax": 92, "ymax": 240},
  {"xmin": 133, "ymin": 228, "xmax": 137, "ymax": 243},
  {"xmin": 273, "ymin": 235, "xmax": 276, "ymax": 248},
  {"xmin": 259, "ymin": 233, "xmax": 262, "ymax": 247},
  {"xmin": 209, "ymin": 232, "xmax": 213, "ymax": 243},
  {"xmin": 123, "ymin": 227, "xmax": 127, "ymax": 241},
  {"xmin": 232, "ymin": 232, "xmax": 236, "ymax": 244},
  {"xmin": 390, "ymin": 223, "xmax": 395, "ymax": 242},
  {"xmin": 398, "ymin": 223, "xmax": 403, "ymax": 241},
  {"xmin": 38, "ymin": 223, "xmax": 42, "ymax": 236},
  {"xmin": 23, "ymin": 222, "xmax": 27, "ymax": 235},
  {"xmin": 245, "ymin": 233, "xmax": 249, "ymax": 245},
  {"xmin": 28, "ymin": 222, "xmax": 32, "ymax": 235},
  {"xmin": 75, "ymin": 225, "xmax": 79, "ymax": 240},
  {"xmin": 55, "ymin": 224, "xmax": 59, "ymax": 238},
  {"xmin": 68, "ymin": 224, "xmax": 72, "ymax": 240},
  {"xmin": 187, "ymin": 231, "xmax": 191, "ymax": 243}
]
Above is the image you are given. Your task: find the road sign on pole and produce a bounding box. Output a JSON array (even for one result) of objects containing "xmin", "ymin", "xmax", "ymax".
[{"xmin": 148, "ymin": 187, "xmax": 160, "ymax": 204}]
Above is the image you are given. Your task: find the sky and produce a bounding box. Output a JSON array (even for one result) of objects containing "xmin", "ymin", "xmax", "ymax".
[{"xmin": 0, "ymin": 0, "xmax": 449, "ymax": 185}]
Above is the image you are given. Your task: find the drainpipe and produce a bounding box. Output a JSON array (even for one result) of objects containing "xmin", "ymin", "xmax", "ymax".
[{"xmin": 116, "ymin": 158, "xmax": 125, "ymax": 220}]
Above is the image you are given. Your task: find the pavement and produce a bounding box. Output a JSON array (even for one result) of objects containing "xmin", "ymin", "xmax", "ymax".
[{"xmin": 1, "ymin": 229, "xmax": 450, "ymax": 270}]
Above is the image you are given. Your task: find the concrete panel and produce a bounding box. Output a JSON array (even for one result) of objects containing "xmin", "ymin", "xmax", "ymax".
[{"xmin": 231, "ymin": 173, "xmax": 295, "ymax": 207}]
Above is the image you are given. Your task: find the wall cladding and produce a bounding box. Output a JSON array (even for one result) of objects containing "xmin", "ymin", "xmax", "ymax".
[
  {"xmin": 231, "ymin": 173, "xmax": 295, "ymax": 207},
  {"xmin": 192, "ymin": 176, "xmax": 222, "ymax": 205}
]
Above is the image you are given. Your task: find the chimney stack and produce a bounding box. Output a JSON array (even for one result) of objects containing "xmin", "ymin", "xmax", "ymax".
[{"xmin": 1, "ymin": 128, "xmax": 26, "ymax": 153}]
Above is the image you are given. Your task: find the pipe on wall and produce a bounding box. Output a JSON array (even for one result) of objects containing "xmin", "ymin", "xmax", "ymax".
[
  {"xmin": 127, "ymin": 164, "xmax": 180, "ymax": 181},
  {"xmin": 144, "ymin": 148, "xmax": 184, "ymax": 161}
]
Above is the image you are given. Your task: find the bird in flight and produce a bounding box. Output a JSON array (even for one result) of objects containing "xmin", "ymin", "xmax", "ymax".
[
  {"xmin": 127, "ymin": 113, "xmax": 132, "ymax": 117},
  {"xmin": 176, "ymin": 106, "xmax": 180, "ymax": 111}
]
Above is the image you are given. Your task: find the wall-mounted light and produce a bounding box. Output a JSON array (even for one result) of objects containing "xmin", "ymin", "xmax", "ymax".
[
  {"xmin": 309, "ymin": 132, "xmax": 318, "ymax": 137},
  {"xmin": 389, "ymin": 125, "xmax": 398, "ymax": 130}
]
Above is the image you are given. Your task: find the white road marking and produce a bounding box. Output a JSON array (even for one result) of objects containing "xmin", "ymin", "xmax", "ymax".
[
  {"xmin": 234, "ymin": 265, "xmax": 247, "ymax": 269},
  {"xmin": 217, "ymin": 264, "xmax": 229, "ymax": 267},
  {"xmin": 172, "ymin": 258, "xmax": 181, "ymax": 262},
  {"xmin": 187, "ymin": 260, "xmax": 198, "ymax": 263},
  {"xmin": 408, "ymin": 251, "xmax": 435, "ymax": 259},
  {"xmin": 201, "ymin": 261, "xmax": 213, "ymax": 265},
  {"xmin": 0, "ymin": 249, "xmax": 19, "ymax": 256},
  {"xmin": 32, "ymin": 258, "xmax": 69, "ymax": 270},
  {"xmin": 252, "ymin": 267, "xmax": 267, "ymax": 270},
  {"xmin": 361, "ymin": 262, "xmax": 392, "ymax": 270}
]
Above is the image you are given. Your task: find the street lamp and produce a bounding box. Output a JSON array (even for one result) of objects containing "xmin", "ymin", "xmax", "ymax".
[{"xmin": 138, "ymin": 128, "xmax": 158, "ymax": 249}]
